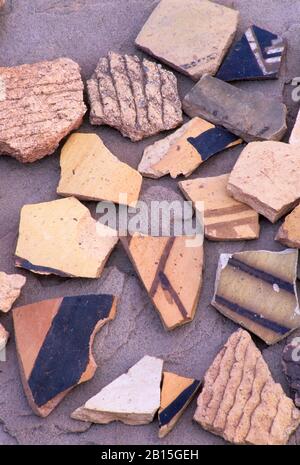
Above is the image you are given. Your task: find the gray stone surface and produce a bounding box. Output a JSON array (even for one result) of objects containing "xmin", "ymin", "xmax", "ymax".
[{"xmin": 0, "ymin": 0, "xmax": 300, "ymax": 445}]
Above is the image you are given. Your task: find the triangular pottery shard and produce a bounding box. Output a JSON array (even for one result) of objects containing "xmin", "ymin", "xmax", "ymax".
[
  {"xmin": 158, "ymin": 371, "xmax": 201, "ymax": 438},
  {"xmin": 0, "ymin": 272, "xmax": 26, "ymax": 313},
  {"xmin": 138, "ymin": 117, "xmax": 242, "ymax": 179},
  {"xmin": 282, "ymin": 338, "xmax": 300, "ymax": 408},
  {"xmin": 275, "ymin": 204, "xmax": 300, "ymax": 248},
  {"xmin": 57, "ymin": 133, "xmax": 142, "ymax": 207},
  {"xmin": 194, "ymin": 329, "xmax": 300, "ymax": 445},
  {"xmin": 179, "ymin": 174, "xmax": 259, "ymax": 241},
  {"xmin": 13, "ymin": 294, "xmax": 117, "ymax": 417},
  {"xmin": 72, "ymin": 355, "xmax": 163, "ymax": 425},
  {"xmin": 121, "ymin": 234, "xmax": 204, "ymax": 330},
  {"xmin": 211, "ymin": 249, "xmax": 300, "ymax": 345},
  {"xmin": 216, "ymin": 25, "xmax": 285, "ymax": 82},
  {"xmin": 15, "ymin": 197, "xmax": 118, "ymax": 278},
  {"xmin": 227, "ymin": 141, "xmax": 300, "ymax": 223}
]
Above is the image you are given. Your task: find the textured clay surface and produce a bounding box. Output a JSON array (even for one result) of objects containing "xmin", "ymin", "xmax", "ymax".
[{"xmin": 0, "ymin": 272, "xmax": 26, "ymax": 313}]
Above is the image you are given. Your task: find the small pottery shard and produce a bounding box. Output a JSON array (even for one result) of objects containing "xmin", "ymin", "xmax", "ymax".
[
  {"xmin": 0, "ymin": 58, "xmax": 86, "ymax": 163},
  {"xmin": 13, "ymin": 294, "xmax": 117, "ymax": 417},
  {"xmin": 0, "ymin": 323, "xmax": 9, "ymax": 353},
  {"xmin": 121, "ymin": 234, "xmax": 204, "ymax": 330},
  {"xmin": 216, "ymin": 25, "xmax": 286, "ymax": 81},
  {"xmin": 15, "ymin": 197, "xmax": 118, "ymax": 278},
  {"xmin": 138, "ymin": 117, "xmax": 242, "ymax": 179},
  {"xmin": 211, "ymin": 249, "xmax": 300, "ymax": 345},
  {"xmin": 276, "ymin": 204, "xmax": 300, "ymax": 247},
  {"xmin": 227, "ymin": 141, "xmax": 300, "ymax": 223},
  {"xmin": 72, "ymin": 355, "xmax": 163, "ymax": 425},
  {"xmin": 194, "ymin": 329, "xmax": 300, "ymax": 445},
  {"xmin": 135, "ymin": 0, "xmax": 239, "ymax": 81},
  {"xmin": 179, "ymin": 174, "xmax": 259, "ymax": 241},
  {"xmin": 289, "ymin": 109, "xmax": 300, "ymax": 145},
  {"xmin": 282, "ymin": 338, "xmax": 300, "ymax": 407},
  {"xmin": 0, "ymin": 272, "xmax": 26, "ymax": 313},
  {"xmin": 182, "ymin": 75, "xmax": 287, "ymax": 142},
  {"xmin": 158, "ymin": 371, "xmax": 201, "ymax": 438},
  {"xmin": 87, "ymin": 51, "xmax": 182, "ymax": 141},
  {"xmin": 57, "ymin": 133, "xmax": 142, "ymax": 207}
]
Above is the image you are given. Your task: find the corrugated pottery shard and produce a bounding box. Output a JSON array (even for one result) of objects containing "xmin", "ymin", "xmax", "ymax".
[
  {"xmin": 0, "ymin": 58, "xmax": 86, "ymax": 163},
  {"xmin": 282, "ymin": 338, "xmax": 300, "ymax": 408},
  {"xmin": 57, "ymin": 133, "xmax": 142, "ymax": 206},
  {"xmin": 72, "ymin": 355, "xmax": 163, "ymax": 425},
  {"xmin": 0, "ymin": 323, "xmax": 9, "ymax": 353},
  {"xmin": 182, "ymin": 75, "xmax": 287, "ymax": 142},
  {"xmin": 216, "ymin": 25, "xmax": 285, "ymax": 81},
  {"xmin": 0, "ymin": 272, "xmax": 26, "ymax": 313},
  {"xmin": 158, "ymin": 371, "xmax": 201, "ymax": 438},
  {"xmin": 87, "ymin": 51, "xmax": 182, "ymax": 141},
  {"xmin": 135, "ymin": 0, "xmax": 239, "ymax": 81},
  {"xmin": 15, "ymin": 197, "xmax": 118, "ymax": 278},
  {"xmin": 179, "ymin": 174, "xmax": 259, "ymax": 241},
  {"xmin": 138, "ymin": 117, "xmax": 242, "ymax": 179},
  {"xmin": 194, "ymin": 329, "xmax": 300, "ymax": 445},
  {"xmin": 228, "ymin": 141, "xmax": 300, "ymax": 223},
  {"xmin": 211, "ymin": 249, "xmax": 300, "ymax": 345},
  {"xmin": 289, "ymin": 109, "xmax": 300, "ymax": 145},
  {"xmin": 121, "ymin": 234, "xmax": 204, "ymax": 330},
  {"xmin": 13, "ymin": 294, "xmax": 117, "ymax": 417},
  {"xmin": 275, "ymin": 204, "xmax": 300, "ymax": 248}
]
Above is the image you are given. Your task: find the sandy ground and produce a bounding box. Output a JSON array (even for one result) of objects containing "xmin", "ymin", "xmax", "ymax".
[{"xmin": 0, "ymin": 0, "xmax": 300, "ymax": 445}]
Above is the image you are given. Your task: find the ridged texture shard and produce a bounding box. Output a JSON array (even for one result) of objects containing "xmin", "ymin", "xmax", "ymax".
[{"xmin": 0, "ymin": 272, "xmax": 26, "ymax": 313}]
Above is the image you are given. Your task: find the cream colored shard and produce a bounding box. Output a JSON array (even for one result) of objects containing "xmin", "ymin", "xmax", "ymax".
[
  {"xmin": 228, "ymin": 142, "xmax": 300, "ymax": 223},
  {"xmin": 194, "ymin": 329, "xmax": 300, "ymax": 445},
  {"xmin": 72, "ymin": 355, "xmax": 163, "ymax": 425},
  {"xmin": 212, "ymin": 249, "xmax": 300, "ymax": 345},
  {"xmin": 15, "ymin": 197, "xmax": 118, "ymax": 278},
  {"xmin": 289, "ymin": 109, "xmax": 300, "ymax": 145},
  {"xmin": 0, "ymin": 272, "xmax": 26, "ymax": 313},
  {"xmin": 121, "ymin": 234, "xmax": 204, "ymax": 330},
  {"xmin": 179, "ymin": 174, "xmax": 259, "ymax": 241},
  {"xmin": 275, "ymin": 204, "xmax": 300, "ymax": 248},
  {"xmin": 0, "ymin": 323, "xmax": 9, "ymax": 353},
  {"xmin": 57, "ymin": 133, "xmax": 142, "ymax": 207}
]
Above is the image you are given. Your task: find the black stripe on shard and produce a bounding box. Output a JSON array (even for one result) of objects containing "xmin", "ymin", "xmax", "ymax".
[
  {"xmin": 28, "ymin": 294, "xmax": 114, "ymax": 407},
  {"xmin": 187, "ymin": 127, "xmax": 239, "ymax": 161},
  {"xmin": 159, "ymin": 379, "xmax": 201, "ymax": 427},
  {"xmin": 215, "ymin": 294, "xmax": 290, "ymax": 335},
  {"xmin": 15, "ymin": 257, "xmax": 73, "ymax": 277},
  {"xmin": 228, "ymin": 257, "xmax": 295, "ymax": 294}
]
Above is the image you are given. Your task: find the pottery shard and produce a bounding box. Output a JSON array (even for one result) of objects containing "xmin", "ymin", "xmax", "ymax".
[
  {"xmin": 135, "ymin": 0, "xmax": 239, "ymax": 81},
  {"xmin": 0, "ymin": 323, "xmax": 9, "ymax": 353},
  {"xmin": 13, "ymin": 294, "xmax": 117, "ymax": 417},
  {"xmin": 227, "ymin": 141, "xmax": 300, "ymax": 223},
  {"xmin": 138, "ymin": 117, "xmax": 242, "ymax": 179},
  {"xmin": 57, "ymin": 133, "xmax": 142, "ymax": 206},
  {"xmin": 289, "ymin": 109, "xmax": 300, "ymax": 145},
  {"xmin": 276, "ymin": 204, "xmax": 300, "ymax": 247},
  {"xmin": 121, "ymin": 234, "xmax": 204, "ymax": 330},
  {"xmin": 158, "ymin": 371, "xmax": 201, "ymax": 438},
  {"xmin": 72, "ymin": 355, "xmax": 163, "ymax": 425},
  {"xmin": 212, "ymin": 249, "xmax": 300, "ymax": 345},
  {"xmin": 87, "ymin": 51, "xmax": 182, "ymax": 141},
  {"xmin": 0, "ymin": 58, "xmax": 86, "ymax": 163},
  {"xmin": 15, "ymin": 197, "xmax": 118, "ymax": 279},
  {"xmin": 0, "ymin": 272, "xmax": 26, "ymax": 313},
  {"xmin": 194, "ymin": 329, "xmax": 300, "ymax": 445},
  {"xmin": 183, "ymin": 75, "xmax": 287, "ymax": 142},
  {"xmin": 282, "ymin": 338, "xmax": 300, "ymax": 408},
  {"xmin": 179, "ymin": 174, "xmax": 259, "ymax": 241}
]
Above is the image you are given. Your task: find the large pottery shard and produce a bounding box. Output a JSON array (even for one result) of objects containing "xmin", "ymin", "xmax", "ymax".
[
  {"xmin": 194, "ymin": 329, "xmax": 300, "ymax": 445},
  {"xmin": 211, "ymin": 249, "xmax": 300, "ymax": 345},
  {"xmin": 87, "ymin": 51, "xmax": 182, "ymax": 141},
  {"xmin": 13, "ymin": 294, "xmax": 117, "ymax": 417},
  {"xmin": 138, "ymin": 118, "xmax": 242, "ymax": 179},
  {"xmin": 179, "ymin": 174, "xmax": 259, "ymax": 241},
  {"xmin": 182, "ymin": 75, "xmax": 287, "ymax": 142},
  {"xmin": 15, "ymin": 197, "xmax": 118, "ymax": 278},
  {"xmin": 135, "ymin": 0, "xmax": 239, "ymax": 81},
  {"xmin": 0, "ymin": 58, "xmax": 86, "ymax": 162},
  {"xmin": 276, "ymin": 204, "xmax": 300, "ymax": 248},
  {"xmin": 228, "ymin": 141, "xmax": 300, "ymax": 223},
  {"xmin": 0, "ymin": 272, "xmax": 26, "ymax": 313},
  {"xmin": 72, "ymin": 355, "xmax": 163, "ymax": 425},
  {"xmin": 121, "ymin": 234, "xmax": 204, "ymax": 330},
  {"xmin": 57, "ymin": 133, "xmax": 142, "ymax": 206},
  {"xmin": 282, "ymin": 338, "xmax": 300, "ymax": 408}
]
